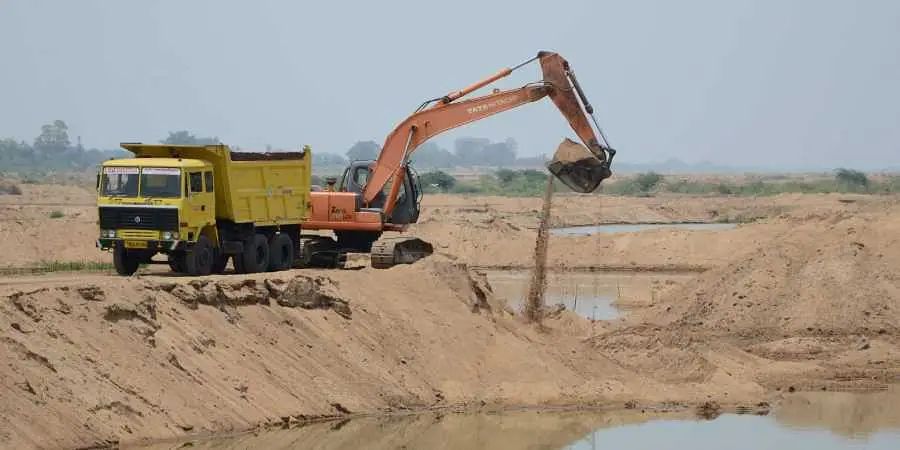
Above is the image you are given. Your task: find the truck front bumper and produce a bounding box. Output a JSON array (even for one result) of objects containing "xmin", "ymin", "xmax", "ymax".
[{"xmin": 97, "ymin": 239, "xmax": 185, "ymax": 252}]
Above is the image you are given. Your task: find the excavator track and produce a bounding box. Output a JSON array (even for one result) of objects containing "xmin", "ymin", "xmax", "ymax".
[
  {"xmin": 296, "ymin": 235, "xmax": 346, "ymax": 269},
  {"xmin": 370, "ymin": 236, "xmax": 434, "ymax": 269}
]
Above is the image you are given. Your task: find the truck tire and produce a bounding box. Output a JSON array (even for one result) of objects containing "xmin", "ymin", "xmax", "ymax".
[
  {"xmin": 211, "ymin": 253, "xmax": 228, "ymax": 274},
  {"xmin": 113, "ymin": 245, "xmax": 140, "ymax": 276},
  {"xmin": 186, "ymin": 236, "xmax": 214, "ymax": 276},
  {"xmin": 268, "ymin": 233, "xmax": 294, "ymax": 272},
  {"xmin": 238, "ymin": 234, "xmax": 269, "ymax": 274},
  {"xmin": 168, "ymin": 252, "xmax": 186, "ymax": 273}
]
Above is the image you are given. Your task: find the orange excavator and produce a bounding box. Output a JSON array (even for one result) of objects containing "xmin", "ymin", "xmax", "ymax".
[{"xmin": 300, "ymin": 51, "xmax": 616, "ymax": 268}]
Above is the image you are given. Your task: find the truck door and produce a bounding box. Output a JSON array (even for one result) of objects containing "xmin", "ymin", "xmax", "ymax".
[{"xmin": 185, "ymin": 170, "xmax": 215, "ymax": 240}]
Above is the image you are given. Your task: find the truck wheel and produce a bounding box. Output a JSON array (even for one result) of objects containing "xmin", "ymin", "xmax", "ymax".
[
  {"xmin": 211, "ymin": 253, "xmax": 228, "ymax": 274},
  {"xmin": 186, "ymin": 236, "xmax": 214, "ymax": 276},
  {"xmin": 239, "ymin": 234, "xmax": 269, "ymax": 274},
  {"xmin": 113, "ymin": 245, "xmax": 140, "ymax": 276},
  {"xmin": 168, "ymin": 252, "xmax": 186, "ymax": 273},
  {"xmin": 268, "ymin": 233, "xmax": 294, "ymax": 272}
]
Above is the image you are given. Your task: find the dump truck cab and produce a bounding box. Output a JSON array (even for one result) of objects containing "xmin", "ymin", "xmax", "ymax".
[
  {"xmin": 98, "ymin": 158, "xmax": 216, "ymax": 245},
  {"xmin": 97, "ymin": 143, "xmax": 311, "ymax": 276},
  {"xmin": 98, "ymin": 157, "xmax": 218, "ymax": 274}
]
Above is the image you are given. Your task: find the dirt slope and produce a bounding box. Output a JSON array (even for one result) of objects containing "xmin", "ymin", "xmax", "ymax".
[
  {"xmin": 594, "ymin": 208, "xmax": 900, "ymax": 393},
  {"xmin": 4, "ymin": 262, "xmax": 705, "ymax": 449}
]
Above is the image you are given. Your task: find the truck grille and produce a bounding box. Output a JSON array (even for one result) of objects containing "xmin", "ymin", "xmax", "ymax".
[{"xmin": 99, "ymin": 207, "xmax": 178, "ymax": 231}]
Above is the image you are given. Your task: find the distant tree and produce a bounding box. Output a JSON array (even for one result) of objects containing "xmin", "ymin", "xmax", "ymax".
[
  {"xmin": 0, "ymin": 138, "xmax": 33, "ymax": 165},
  {"xmin": 313, "ymin": 152, "xmax": 348, "ymax": 167},
  {"xmin": 346, "ymin": 140, "xmax": 380, "ymax": 161},
  {"xmin": 633, "ymin": 172, "xmax": 663, "ymax": 192},
  {"xmin": 420, "ymin": 170, "xmax": 457, "ymax": 191},
  {"xmin": 482, "ymin": 138, "xmax": 517, "ymax": 166},
  {"xmin": 411, "ymin": 142, "xmax": 456, "ymax": 168},
  {"xmin": 161, "ymin": 130, "xmax": 220, "ymax": 145},
  {"xmin": 453, "ymin": 137, "xmax": 490, "ymax": 165},
  {"xmin": 33, "ymin": 120, "xmax": 70, "ymax": 154},
  {"xmin": 495, "ymin": 168, "xmax": 517, "ymax": 184},
  {"xmin": 834, "ymin": 168, "xmax": 869, "ymax": 190}
]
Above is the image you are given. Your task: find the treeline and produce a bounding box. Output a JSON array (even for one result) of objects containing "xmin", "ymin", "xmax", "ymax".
[
  {"xmin": 0, "ymin": 123, "xmax": 544, "ymax": 175},
  {"xmin": 313, "ymin": 138, "xmax": 548, "ymax": 170},
  {"xmin": 412, "ymin": 168, "xmax": 900, "ymax": 197},
  {"xmin": 0, "ymin": 120, "xmax": 123, "ymax": 172}
]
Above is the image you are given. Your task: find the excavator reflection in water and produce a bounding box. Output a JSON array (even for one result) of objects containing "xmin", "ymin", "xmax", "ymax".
[{"xmin": 300, "ymin": 51, "xmax": 616, "ymax": 268}]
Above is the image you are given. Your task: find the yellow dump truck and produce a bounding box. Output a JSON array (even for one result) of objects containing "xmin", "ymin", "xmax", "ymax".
[{"xmin": 97, "ymin": 143, "xmax": 312, "ymax": 276}]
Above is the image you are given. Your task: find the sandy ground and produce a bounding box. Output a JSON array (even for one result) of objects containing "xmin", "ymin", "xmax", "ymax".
[{"xmin": 1, "ymin": 184, "xmax": 899, "ymax": 448}]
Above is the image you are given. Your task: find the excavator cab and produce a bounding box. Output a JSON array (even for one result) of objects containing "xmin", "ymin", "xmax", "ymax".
[{"xmin": 339, "ymin": 161, "xmax": 422, "ymax": 226}]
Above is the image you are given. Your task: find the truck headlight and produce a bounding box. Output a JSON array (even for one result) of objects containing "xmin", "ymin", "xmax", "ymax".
[
  {"xmin": 162, "ymin": 231, "xmax": 179, "ymax": 240},
  {"xmin": 101, "ymin": 229, "xmax": 116, "ymax": 238}
]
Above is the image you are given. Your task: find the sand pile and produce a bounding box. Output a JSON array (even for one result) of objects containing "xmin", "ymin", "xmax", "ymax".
[
  {"xmin": 1, "ymin": 263, "xmax": 647, "ymax": 449},
  {"xmin": 593, "ymin": 211, "xmax": 900, "ymax": 390},
  {"xmin": 643, "ymin": 214, "xmax": 900, "ymax": 339}
]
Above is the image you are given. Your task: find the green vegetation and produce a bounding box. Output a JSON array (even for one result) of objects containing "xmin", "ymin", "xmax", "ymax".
[
  {"xmin": 413, "ymin": 168, "xmax": 900, "ymax": 198},
  {"xmin": 49, "ymin": 210, "xmax": 65, "ymax": 219},
  {"xmin": 603, "ymin": 169, "xmax": 899, "ymax": 196},
  {"xmin": 0, "ymin": 120, "xmax": 124, "ymax": 173},
  {"xmin": 0, "ymin": 260, "xmax": 115, "ymax": 275},
  {"xmin": 39, "ymin": 260, "xmax": 113, "ymax": 272},
  {"xmin": 424, "ymin": 169, "xmax": 567, "ymax": 196},
  {"xmin": 834, "ymin": 168, "xmax": 869, "ymax": 191},
  {"xmin": 419, "ymin": 170, "xmax": 457, "ymax": 192}
]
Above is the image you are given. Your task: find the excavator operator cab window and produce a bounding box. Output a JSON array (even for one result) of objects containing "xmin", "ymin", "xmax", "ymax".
[
  {"xmin": 352, "ymin": 166, "xmax": 370, "ymax": 187},
  {"xmin": 340, "ymin": 164, "xmax": 371, "ymax": 194},
  {"xmin": 407, "ymin": 167, "xmax": 423, "ymax": 204}
]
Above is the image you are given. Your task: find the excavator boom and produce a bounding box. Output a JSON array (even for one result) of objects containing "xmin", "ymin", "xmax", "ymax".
[{"xmin": 363, "ymin": 51, "xmax": 615, "ymax": 208}]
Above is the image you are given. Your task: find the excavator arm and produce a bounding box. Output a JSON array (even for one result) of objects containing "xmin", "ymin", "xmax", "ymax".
[{"xmin": 363, "ymin": 51, "xmax": 615, "ymax": 213}]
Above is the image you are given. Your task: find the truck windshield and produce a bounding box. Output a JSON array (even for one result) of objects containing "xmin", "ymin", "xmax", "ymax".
[
  {"xmin": 140, "ymin": 168, "xmax": 182, "ymax": 198},
  {"xmin": 100, "ymin": 167, "xmax": 139, "ymax": 197}
]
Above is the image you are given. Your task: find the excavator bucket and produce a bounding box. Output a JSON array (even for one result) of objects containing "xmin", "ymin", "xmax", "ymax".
[
  {"xmin": 548, "ymin": 138, "xmax": 611, "ymax": 193},
  {"xmin": 538, "ymin": 52, "xmax": 613, "ymax": 193}
]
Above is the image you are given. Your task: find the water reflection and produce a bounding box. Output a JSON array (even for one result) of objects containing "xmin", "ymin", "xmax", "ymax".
[
  {"xmin": 482, "ymin": 270, "xmax": 690, "ymax": 320},
  {"xmin": 132, "ymin": 388, "xmax": 900, "ymax": 449}
]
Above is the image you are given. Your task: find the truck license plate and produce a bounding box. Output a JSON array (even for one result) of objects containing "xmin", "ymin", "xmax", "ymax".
[{"xmin": 124, "ymin": 240, "xmax": 148, "ymax": 249}]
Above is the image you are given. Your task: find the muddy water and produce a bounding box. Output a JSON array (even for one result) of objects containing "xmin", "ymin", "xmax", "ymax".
[
  {"xmin": 551, "ymin": 222, "xmax": 737, "ymax": 236},
  {"xmin": 134, "ymin": 387, "xmax": 900, "ymax": 449},
  {"xmin": 482, "ymin": 270, "xmax": 692, "ymax": 320}
]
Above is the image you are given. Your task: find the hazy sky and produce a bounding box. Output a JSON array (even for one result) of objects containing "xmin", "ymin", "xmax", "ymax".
[{"xmin": 1, "ymin": 0, "xmax": 898, "ymax": 168}]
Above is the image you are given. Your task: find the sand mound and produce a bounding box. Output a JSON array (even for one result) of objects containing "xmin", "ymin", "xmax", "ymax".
[
  {"xmin": 644, "ymin": 214, "xmax": 900, "ymax": 339},
  {"xmin": 0, "ymin": 264, "xmax": 646, "ymax": 449},
  {"xmin": 592, "ymin": 211, "xmax": 900, "ymax": 392}
]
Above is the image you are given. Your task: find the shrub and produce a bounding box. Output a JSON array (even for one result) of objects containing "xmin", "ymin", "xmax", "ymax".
[
  {"xmin": 834, "ymin": 168, "xmax": 869, "ymax": 191},
  {"xmin": 49, "ymin": 210, "xmax": 64, "ymax": 219},
  {"xmin": 419, "ymin": 170, "xmax": 457, "ymax": 192},
  {"xmin": 634, "ymin": 172, "xmax": 663, "ymax": 192},
  {"xmin": 0, "ymin": 181, "xmax": 22, "ymax": 195}
]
